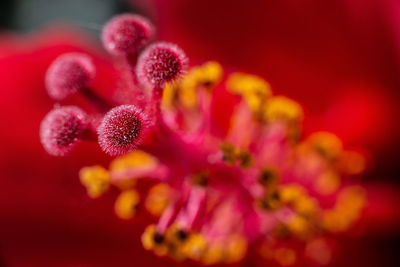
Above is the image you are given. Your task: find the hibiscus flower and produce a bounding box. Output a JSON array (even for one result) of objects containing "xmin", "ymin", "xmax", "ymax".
[{"xmin": 0, "ymin": 1, "xmax": 399, "ymax": 266}]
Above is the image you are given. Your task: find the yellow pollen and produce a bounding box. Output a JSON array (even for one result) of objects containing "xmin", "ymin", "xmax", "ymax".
[
  {"xmin": 226, "ymin": 72, "xmax": 271, "ymax": 97},
  {"xmin": 79, "ymin": 166, "xmax": 110, "ymax": 198},
  {"xmin": 280, "ymin": 184, "xmax": 306, "ymax": 204},
  {"xmin": 287, "ymin": 215, "xmax": 309, "ymax": 237},
  {"xmin": 224, "ymin": 234, "xmax": 248, "ymax": 263},
  {"xmin": 226, "ymin": 72, "xmax": 272, "ymax": 114},
  {"xmin": 322, "ymin": 186, "xmax": 366, "ymax": 232},
  {"xmin": 293, "ymin": 195, "xmax": 318, "ymax": 217},
  {"xmin": 220, "ymin": 143, "xmax": 239, "ymax": 165},
  {"xmin": 259, "ymin": 191, "xmax": 282, "ymax": 210},
  {"xmin": 164, "ymin": 223, "xmax": 188, "ymax": 245},
  {"xmin": 163, "ymin": 61, "xmax": 223, "ymax": 109},
  {"xmin": 145, "ymin": 183, "xmax": 172, "ymax": 217},
  {"xmin": 314, "ymin": 170, "xmax": 340, "ymax": 195},
  {"xmin": 307, "ymin": 132, "xmax": 343, "ymax": 160},
  {"xmin": 263, "ymin": 96, "xmax": 303, "ymax": 123},
  {"xmin": 109, "ymin": 150, "xmax": 157, "ymax": 189},
  {"xmin": 220, "ymin": 143, "xmax": 253, "ymax": 168},
  {"xmin": 202, "ymin": 243, "xmax": 225, "ymax": 265},
  {"xmin": 237, "ymin": 150, "xmax": 253, "ymax": 168},
  {"xmin": 114, "ymin": 189, "xmax": 140, "ymax": 220},
  {"xmin": 110, "ymin": 150, "xmax": 157, "ymax": 171},
  {"xmin": 162, "ymin": 82, "xmax": 178, "ymax": 108},
  {"xmin": 181, "ymin": 233, "xmax": 207, "ymax": 260},
  {"xmin": 142, "ymin": 224, "xmax": 169, "ymax": 256}
]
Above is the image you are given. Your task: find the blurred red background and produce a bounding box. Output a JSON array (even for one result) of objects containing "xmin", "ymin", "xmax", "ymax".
[{"xmin": 0, "ymin": 0, "xmax": 399, "ymax": 266}]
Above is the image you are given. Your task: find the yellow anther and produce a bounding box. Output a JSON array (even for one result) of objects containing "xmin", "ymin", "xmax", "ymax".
[
  {"xmin": 162, "ymin": 82, "xmax": 178, "ymax": 108},
  {"xmin": 141, "ymin": 224, "xmax": 169, "ymax": 256},
  {"xmin": 220, "ymin": 143, "xmax": 239, "ymax": 165},
  {"xmin": 336, "ymin": 186, "xmax": 366, "ymax": 216},
  {"xmin": 142, "ymin": 224, "xmax": 157, "ymax": 250},
  {"xmin": 287, "ymin": 215, "xmax": 309, "ymax": 237},
  {"xmin": 322, "ymin": 186, "xmax": 366, "ymax": 232},
  {"xmin": 182, "ymin": 61, "xmax": 223, "ymax": 89},
  {"xmin": 280, "ymin": 185, "xmax": 306, "ymax": 204},
  {"xmin": 279, "ymin": 184, "xmax": 318, "ymax": 217},
  {"xmin": 307, "ymin": 132, "xmax": 343, "ymax": 160},
  {"xmin": 164, "ymin": 223, "xmax": 189, "ymax": 245},
  {"xmin": 314, "ymin": 170, "xmax": 340, "ymax": 195},
  {"xmin": 79, "ymin": 166, "xmax": 110, "ymax": 198},
  {"xmin": 202, "ymin": 243, "xmax": 225, "ymax": 265},
  {"xmin": 224, "ymin": 234, "xmax": 248, "ymax": 263},
  {"xmin": 293, "ymin": 195, "xmax": 318, "ymax": 217},
  {"xmin": 199, "ymin": 62, "xmax": 223, "ymax": 85},
  {"xmin": 179, "ymin": 83, "xmax": 198, "ymax": 108},
  {"xmin": 110, "ymin": 150, "xmax": 157, "ymax": 171},
  {"xmin": 181, "ymin": 233, "xmax": 207, "ymax": 260},
  {"xmin": 145, "ymin": 183, "xmax": 172, "ymax": 217},
  {"xmin": 226, "ymin": 72, "xmax": 271, "ymax": 97},
  {"xmin": 109, "ymin": 150, "xmax": 157, "ymax": 189},
  {"xmin": 220, "ymin": 143, "xmax": 253, "ymax": 168},
  {"xmin": 259, "ymin": 190, "xmax": 282, "ymax": 211},
  {"xmin": 237, "ymin": 150, "xmax": 253, "ymax": 168},
  {"xmin": 163, "ymin": 61, "xmax": 223, "ymax": 109},
  {"xmin": 263, "ymin": 96, "xmax": 303, "ymax": 123},
  {"xmin": 114, "ymin": 189, "xmax": 140, "ymax": 220},
  {"xmin": 274, "ymin": 248, "xmax": 297, "ymax": 266},
  {"xmin": 226, "ymin": 72, "xmax": 272, "ymax": 113},
  {"xmin": 322, "ymin": 210, "xmax": 350, "ymax": 232}
]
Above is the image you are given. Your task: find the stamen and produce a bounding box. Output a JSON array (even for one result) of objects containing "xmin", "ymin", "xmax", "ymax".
[
  {"xmin": 79, "ymin": 166, "xmax": 110, "ymax": 198},
  {"xmin": 306, "ymin": 131, "xmax": 343, "ymax": 160},
  {"xmin": 145, "ymin": 183, "xmax": 172, "ymax": 217},
  {"xmin": 114, "ymin": 189, "xmax": 140, "ymax": 220},
  {"xmin": 226, "ymin": 72, "xmax": 272, "ymax": 115},
  {"xmin": 263, "ymin": 96, "xmax": 303, "ymax": 123}
]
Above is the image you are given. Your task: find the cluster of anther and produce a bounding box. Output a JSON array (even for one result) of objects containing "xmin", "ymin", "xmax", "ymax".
[{"xmin": 40, "ymin": 13, "xmax": 368, "ymax": 266}]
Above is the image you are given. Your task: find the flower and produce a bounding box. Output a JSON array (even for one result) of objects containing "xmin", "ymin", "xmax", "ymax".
[
  {"xmin": 36, "ymin": 13, "xmax": 397, "ymax": 266},
  {"xmin": 0, "ymin": 1, "xmax": 399, "ymax": 266}
]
